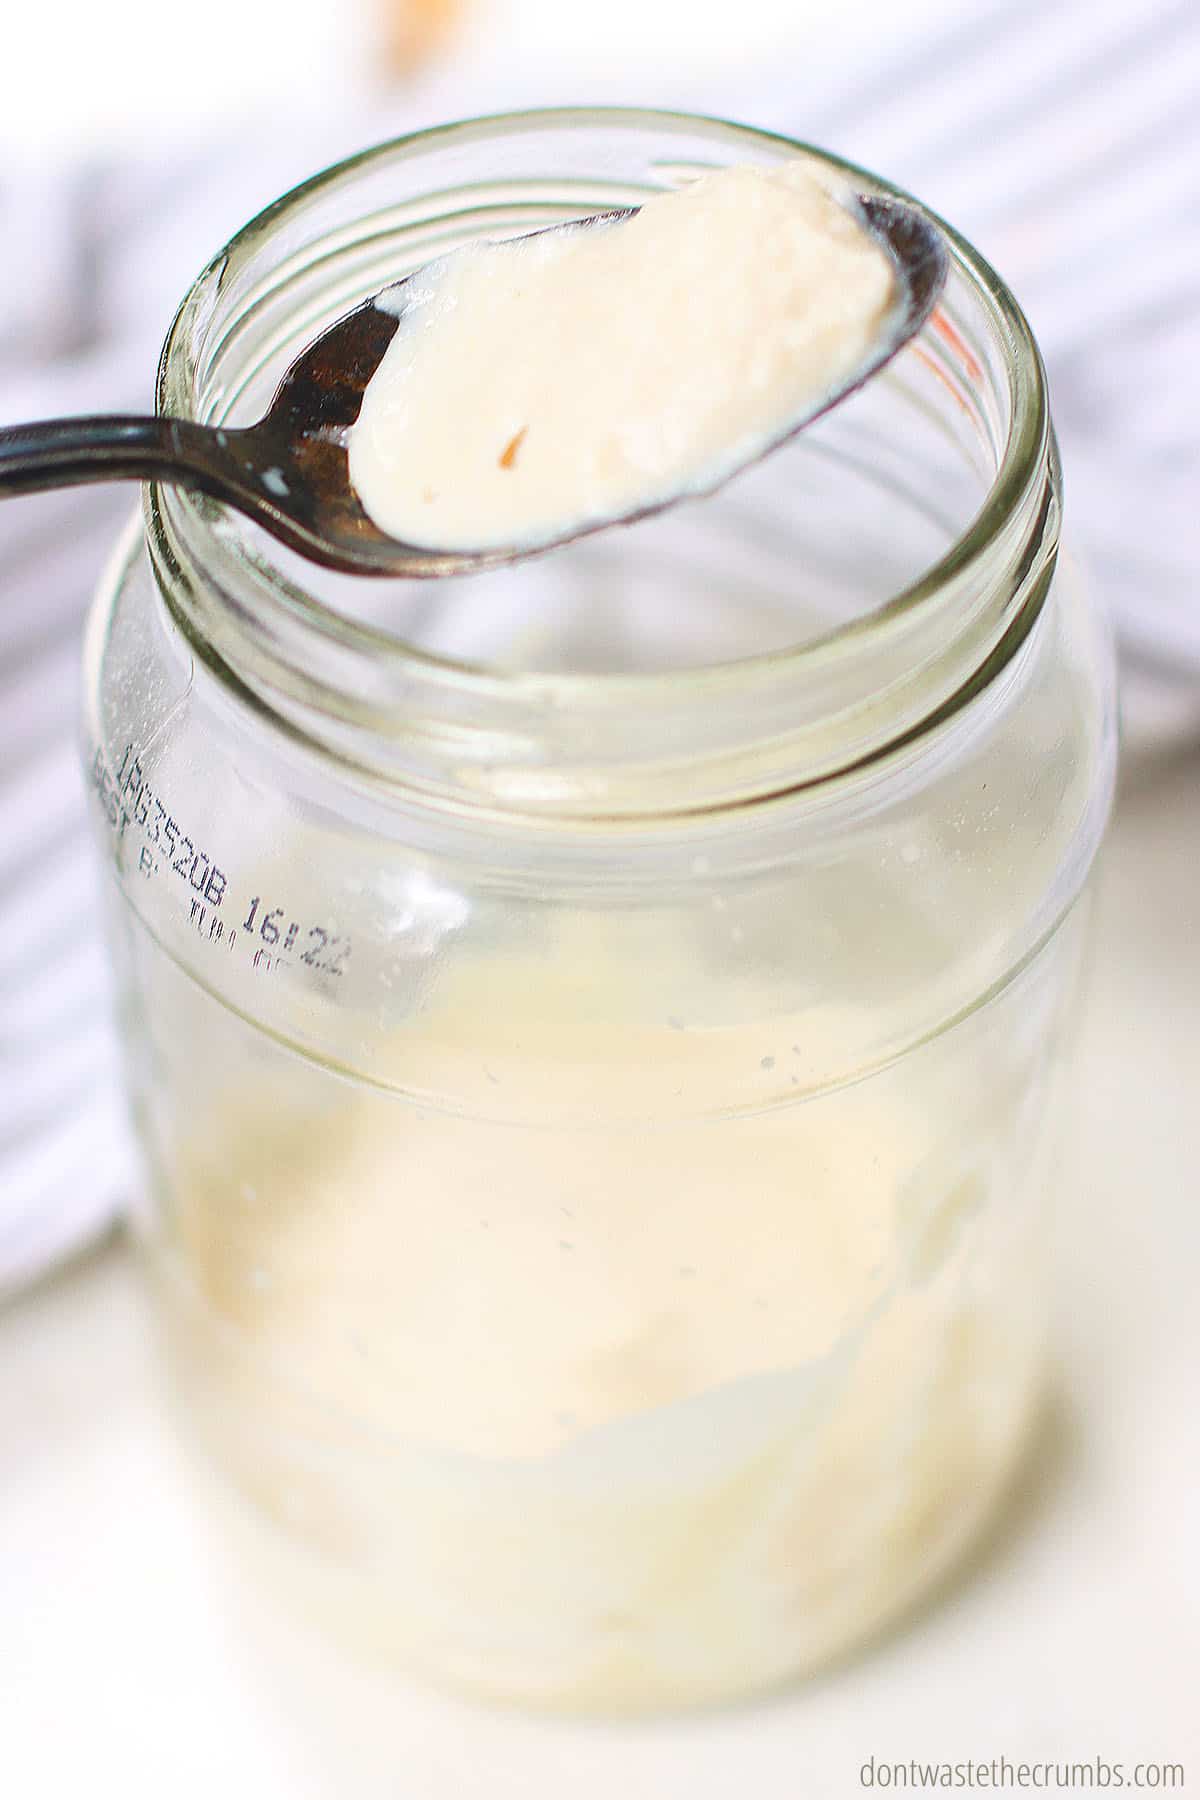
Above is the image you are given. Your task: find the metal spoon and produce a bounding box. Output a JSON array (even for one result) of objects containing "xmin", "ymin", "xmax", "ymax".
[{"xmin": 0, "ymin": 196, "xmax": 946, "ymax": 579}]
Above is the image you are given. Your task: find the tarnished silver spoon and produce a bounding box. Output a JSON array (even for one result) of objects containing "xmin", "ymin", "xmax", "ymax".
[{"xmin": 0, "ymin": 196, "xmax": 946, "ymax": 578}]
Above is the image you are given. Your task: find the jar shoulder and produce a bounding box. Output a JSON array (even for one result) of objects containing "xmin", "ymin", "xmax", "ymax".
[{"xmin": 83, "ymin": 536, "xmax": 1116, "ymax": 1103}]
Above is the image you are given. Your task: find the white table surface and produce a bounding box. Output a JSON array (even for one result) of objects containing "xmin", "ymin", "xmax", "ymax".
[{"xmin": 3, "ymin": 736, "xmax": 1198, "ymax": 1798}]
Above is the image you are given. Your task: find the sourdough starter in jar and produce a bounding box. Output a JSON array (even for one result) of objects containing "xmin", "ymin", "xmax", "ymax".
[{"xmin": 83, "ymin": 112, "xmax": 1116, "ymax": 1711}]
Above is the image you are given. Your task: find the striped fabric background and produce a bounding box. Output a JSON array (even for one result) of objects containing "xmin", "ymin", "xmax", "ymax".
[{"xmin": 2, "ymin": 0, "xmax": 1197, "ymax": 1290}]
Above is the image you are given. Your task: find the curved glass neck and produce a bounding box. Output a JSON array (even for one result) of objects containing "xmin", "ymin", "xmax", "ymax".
[{"xmin": 149, "ymin": 109, "xmax": 1056, "ymax": 822}]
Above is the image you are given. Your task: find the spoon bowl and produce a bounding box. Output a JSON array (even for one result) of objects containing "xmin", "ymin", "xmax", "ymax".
[{"xmin": 0, "ymin": 195, "xmax": 946, "ymax": 578}]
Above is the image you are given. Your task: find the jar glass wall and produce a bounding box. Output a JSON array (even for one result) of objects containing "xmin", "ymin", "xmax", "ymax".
[{"xmin": 82, "ymin": 112, "xmax": 1117, "ymax": 1711}]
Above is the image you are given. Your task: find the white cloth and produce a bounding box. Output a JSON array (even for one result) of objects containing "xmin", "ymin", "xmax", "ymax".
[{"xmin": 2, "ymin": 0, "xmax": 1197, "ymax": 1291}]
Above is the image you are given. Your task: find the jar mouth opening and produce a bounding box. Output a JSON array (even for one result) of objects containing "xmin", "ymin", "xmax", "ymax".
[
  {"xmin": 156, "ymin": 107, "xmax": 1047, "ymax": 689},
  {"xmin": 147, "ymin": 108, "xmax": 1058, "ymax": 817}
]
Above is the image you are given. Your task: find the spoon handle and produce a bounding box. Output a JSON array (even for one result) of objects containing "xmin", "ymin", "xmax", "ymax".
[{"xmin": 0, "ymin": 415, "xmax": 221, "ymax": 498}]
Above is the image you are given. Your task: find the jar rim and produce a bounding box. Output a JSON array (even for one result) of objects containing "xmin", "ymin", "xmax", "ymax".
[{"xmin": 147, "ymin": 108, "xmax": 1059, "ymax": 818}]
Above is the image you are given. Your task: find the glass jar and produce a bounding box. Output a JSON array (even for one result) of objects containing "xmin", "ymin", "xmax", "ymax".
[{"xmin": 82, "ymin": 110, "xmax": 1116, "ymax": 1712}]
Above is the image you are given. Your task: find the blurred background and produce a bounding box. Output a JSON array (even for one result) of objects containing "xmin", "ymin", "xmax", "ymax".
[
  {"xmin": 2, "ymin": 2, "xmax": 1197, "ymax": 1795},
  {"xmin": 4, "ymin": 0, "xmax": 955, "ymax": 157}
]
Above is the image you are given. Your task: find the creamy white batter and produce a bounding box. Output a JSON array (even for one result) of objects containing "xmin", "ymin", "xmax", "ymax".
[
  {"xmin": 153, "ymin": 922, "xmax": 1051, "ymax": 1710},
  {"xmin": 348, "ymin": 162, "xmax": 896, "ymax": 551}
]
